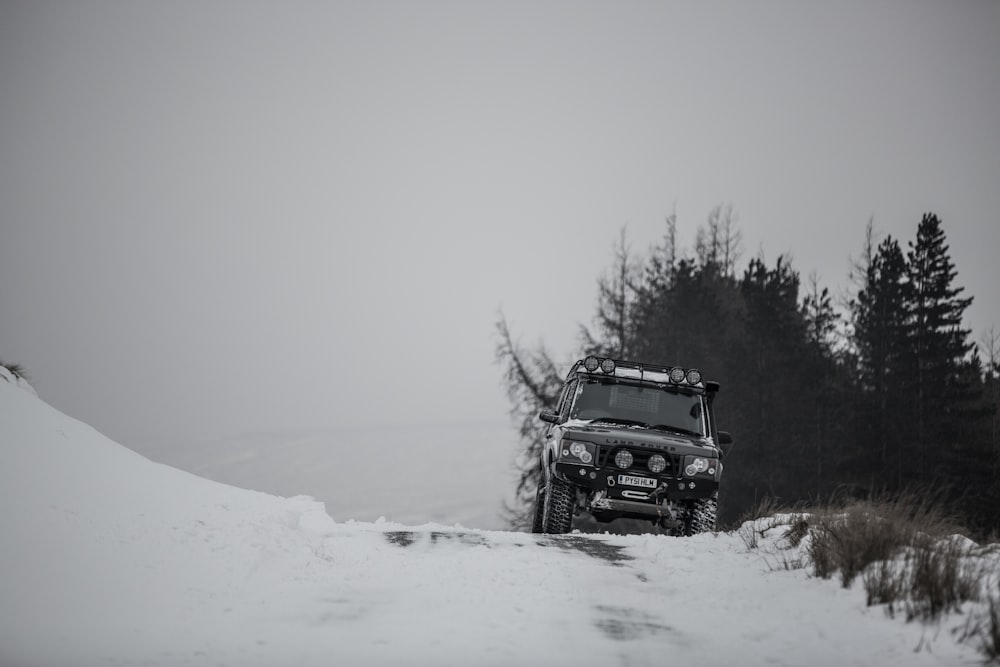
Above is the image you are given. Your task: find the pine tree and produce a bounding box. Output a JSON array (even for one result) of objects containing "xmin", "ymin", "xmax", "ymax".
[
  {"xmin": 905, "ymin": 213, "xmax": 975, "ymax": 480},
  {"xmin": 852, "ymin": 236, "xmax": 912, "ymax": 487},
  {"xmin": 737, "ymin": 255, "xmax": 809, "ymax": 499},
  {"xmin": 581, "ymin": 229, "xmax": 640, "ymax": 359},
  {"xmin": 801, "ymin": 275, "xmax": 848, "ymax": 493},
  {"xmin": 494, "ymin": 315, "xmax": 565, "ymax": 528}
]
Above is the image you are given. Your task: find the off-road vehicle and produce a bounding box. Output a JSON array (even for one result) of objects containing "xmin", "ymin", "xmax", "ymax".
[{"xmin": 532, "ymin": 356, "xmax": 733, "ymax": 536}]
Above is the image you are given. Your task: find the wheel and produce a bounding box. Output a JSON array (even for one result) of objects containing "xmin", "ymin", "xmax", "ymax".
[
  {"xmin": 541, "ymin": 465, "xmax": 575, "ymax": 534},
  {"xmin": 681, "ymin": 493, "xmax": 718, "ymax": 536},
  {"xmin": 530, "ymin": 477, "xmax": 545, "ymax": 534}
]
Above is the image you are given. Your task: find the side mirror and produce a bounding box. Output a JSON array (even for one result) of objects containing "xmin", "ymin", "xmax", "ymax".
[
  {"xmin": 539, "ymin": 409, "xmax": 560, "ymax": 424},
  {"xmin": 718, "ymin": 431, "xmax": 734, "ymax": 445}
]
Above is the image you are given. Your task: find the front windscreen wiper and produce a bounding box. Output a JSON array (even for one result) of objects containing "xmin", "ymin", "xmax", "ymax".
[
  {"xmin": 591, "ymin": 417, "xmax": 649, "ymax": 428},
  {"xmin": 650, "ymin": 424, "xmax": 703, "ymax": 437}
]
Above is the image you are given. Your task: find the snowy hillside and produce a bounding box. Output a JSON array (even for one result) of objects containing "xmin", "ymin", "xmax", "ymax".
[{"xmin": 0, "ymin": 370, "xmax": 993, "ymax": 666}]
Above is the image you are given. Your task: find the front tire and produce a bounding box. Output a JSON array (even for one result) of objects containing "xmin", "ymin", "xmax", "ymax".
[
  {"xmin": 541, "ymin": 466, "xmax": 574, "ymax": 534},
  {"xmin": 681, "ymin": 493, "xmax": 718, "ymax": 536}
]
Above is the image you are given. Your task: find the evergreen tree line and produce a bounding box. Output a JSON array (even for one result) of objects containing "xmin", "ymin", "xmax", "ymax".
[{"xmin": 497, "ymin": 208, "xmax": 1000, "ymax": 536}]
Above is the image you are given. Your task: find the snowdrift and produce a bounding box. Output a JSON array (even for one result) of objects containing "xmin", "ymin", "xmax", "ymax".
[
  {"xmin": 1, "ymin": 370, "xmax": 991, "ymax": 666},
  {"xmin": 0, "ymin": 368, "xmax": 336, "ymax": 665}
]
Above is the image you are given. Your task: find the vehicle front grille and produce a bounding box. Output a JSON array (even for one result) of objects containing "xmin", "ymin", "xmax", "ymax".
[{"xmin": 597, "ymin": 446, "xmax": 677, "ymax": 475}]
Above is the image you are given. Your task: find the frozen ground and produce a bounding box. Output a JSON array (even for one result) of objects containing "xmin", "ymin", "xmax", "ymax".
[{"xmin": 0, "ymin": 369, "xmax": 994, "ymax": 666}]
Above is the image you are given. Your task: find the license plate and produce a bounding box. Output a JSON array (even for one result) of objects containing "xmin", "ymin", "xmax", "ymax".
[{"xmin": 618, "ymin": 475, "xmax": 657, "ymax": 489}]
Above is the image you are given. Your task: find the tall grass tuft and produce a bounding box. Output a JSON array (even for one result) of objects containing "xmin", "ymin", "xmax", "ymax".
[
  {"xmin": 0, "ymin": 359, "xmax": 28, "ymax": 381},
  {"xmin": 805, "ymin": 490, "xmax": 960, "ymax": 588},
  {"xmin": 797, "ymin": 490, "xmax": 989, "ymax": 624},
  {"xmin": 980, "ymin": 582, "xmax": 1000, "ymax": 663}
]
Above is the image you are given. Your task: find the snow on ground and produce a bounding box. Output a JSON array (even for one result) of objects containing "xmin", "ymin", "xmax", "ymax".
[{"xmin": 0, "ymin": 369, "xmax": 993, "ymax": 666}]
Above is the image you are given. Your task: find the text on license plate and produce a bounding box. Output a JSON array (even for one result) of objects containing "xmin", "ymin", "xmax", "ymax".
[{"xmin": 618, "ymin": 475, "xmax": 657, "ymax": 489}]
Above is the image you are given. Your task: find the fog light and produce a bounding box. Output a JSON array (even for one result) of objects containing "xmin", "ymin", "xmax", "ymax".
[
  {"xmin": 583, "ymin": 356, "xmax": 600, "ymax": 372},
  {"xmin": 615, "ymin": 450, "xmax": 633, "ymax": 469},
  {"xmin": 589, "ymin": 472, "xmax": 597, "ymax": 479},
  {"xmin": 580, "ymin": 468, "xmax": 587, "ymax": 476},
  {"xmin": 648, "ymin": 454, "xmax": 667, "ymax": 473}
]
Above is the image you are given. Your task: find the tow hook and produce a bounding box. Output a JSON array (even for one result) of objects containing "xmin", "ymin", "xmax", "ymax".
[{"xmin": 652, "ymin": 482, "xmax": 669, "ymax": 518}]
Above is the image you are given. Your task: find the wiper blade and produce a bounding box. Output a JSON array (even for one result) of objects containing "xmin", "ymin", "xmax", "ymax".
[
  {"xmin": 650, "ymin": 424, "xmax": 703, "ymax": 437},
  {"xmin": 591, "ymin": 417, "xmax": 649, "ymax": 427}
]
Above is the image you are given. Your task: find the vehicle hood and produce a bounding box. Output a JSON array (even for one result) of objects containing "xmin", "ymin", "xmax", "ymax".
[{"xmin": 557, "ymin": 420, "xmax": 719, "ymax": 457}]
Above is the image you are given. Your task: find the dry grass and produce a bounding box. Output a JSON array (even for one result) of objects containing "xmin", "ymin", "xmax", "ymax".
[
  {"xmin": 0, "ymin": 359, "xmax": 27, "ymax": 381},
  {"xmin": 804, "ymin": 491, "xmax": 962, "ymax": 588},
  {"xmin": 735, "ymin": 496, "xmax": 796, "ymax": 551},
  {"xmin": 741, "ymin": 490, "xmax": 998, "ymax": 660},
  {"xmin": 983, "ymin": 587, "xmax": 1000, "ymax": 663}
]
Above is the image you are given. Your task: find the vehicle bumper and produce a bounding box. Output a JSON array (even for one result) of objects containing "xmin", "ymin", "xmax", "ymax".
[{"xmin": 553, "ymin": 461, "xmax": 718, "ymax": 501}]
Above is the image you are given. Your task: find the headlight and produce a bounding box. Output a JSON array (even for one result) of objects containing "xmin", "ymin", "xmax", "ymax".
[
  {"xmin": 648, "ymin": 454, "xmax": 667, "ymax": 473},
  {"xmin": 560, "ymin": 440, "xmax": 596, "ymax": 466},
  {"xmin": 683, "ymin": 456, "xmax": 717, "ymax": 478},
  {"xmin": 615, "ymin": 450, "xmax": 633, "ymax": 469},
  {"xmin": 570, "ymin": 442, "xmax": 594, "ymax": 464}
]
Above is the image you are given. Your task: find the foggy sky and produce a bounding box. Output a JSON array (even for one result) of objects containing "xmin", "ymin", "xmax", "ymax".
[{"xmin": 2, "ymin": 1, "xmax": 998, "ymax": 444}]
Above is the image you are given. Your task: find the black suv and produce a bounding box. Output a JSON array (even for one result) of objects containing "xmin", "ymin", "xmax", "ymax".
[{"xmin": 532, "ymin": 356, "xmax": 733, "ymax": 536}]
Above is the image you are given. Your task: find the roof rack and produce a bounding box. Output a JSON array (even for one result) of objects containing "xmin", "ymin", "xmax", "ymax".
[{"xmin": 568, "ymin": 356, "xmax": 705, "ymax": 388}]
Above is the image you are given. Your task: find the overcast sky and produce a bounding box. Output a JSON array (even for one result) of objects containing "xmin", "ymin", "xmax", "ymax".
[{"xmin": 2, "ymin": 1, "xmax": 998, "ymax": 445}]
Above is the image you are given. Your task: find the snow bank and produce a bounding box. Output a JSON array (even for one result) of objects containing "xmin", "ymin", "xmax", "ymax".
[
  {"xmin": 0, "ymin": 376, "xmax": 992, "ymax": 666},
  {"xmin": 0, "ymin": 374, "xmax": 336, "ymax": 665}
]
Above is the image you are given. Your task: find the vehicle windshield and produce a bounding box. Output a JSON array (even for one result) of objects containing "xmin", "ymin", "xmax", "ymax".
[{"xmin": 570, "ymin": 381, "xmax": 706, "ymax": 436}]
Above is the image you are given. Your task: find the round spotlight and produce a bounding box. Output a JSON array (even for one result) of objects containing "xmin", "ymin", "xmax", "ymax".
[
  {"xmin": 583, "ymin": 356, "xmax": 600, "ymax": 372},
  {"xmin": 648, "ymin": 454, "xmax": 667, "ymax": 473},
  {"xmin": 615, "ymin": 450, "xmax": 633, "ymax": 469},
  {"xmin": 669, "ymin": 367, "xmax": 686, "ymax": 383},
  {"xmin": 686, "ymin": 368, "xmax": 702, "ymax": 384},
  {"xmin": 600, "ymin": 358, "xmax": 616, "ymax": 374}
]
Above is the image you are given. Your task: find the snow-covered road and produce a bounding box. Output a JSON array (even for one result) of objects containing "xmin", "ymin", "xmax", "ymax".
[{"xmin": 0, "ymin": 370, "xmax": 987, "ymax": 666}]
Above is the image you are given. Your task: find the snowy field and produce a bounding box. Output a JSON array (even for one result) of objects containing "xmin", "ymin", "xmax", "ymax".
[{"xmin": 1, "ymin": 369, "xmax": 995, "ymax": 666}]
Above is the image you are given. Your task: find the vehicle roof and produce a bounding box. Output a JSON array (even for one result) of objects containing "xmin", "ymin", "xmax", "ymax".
[{"xmin": 567, "ymin": 357, "xmax": 707, "ymax": 390}]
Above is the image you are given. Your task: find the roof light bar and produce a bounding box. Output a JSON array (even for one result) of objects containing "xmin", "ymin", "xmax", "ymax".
[{"xmin": 575, "ymin": 357, "xmax": 706, "ymax": 385}]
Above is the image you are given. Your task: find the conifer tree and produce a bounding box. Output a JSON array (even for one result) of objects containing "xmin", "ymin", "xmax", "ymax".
[
  {"xmin": 852, "ymin": 236, "xmax": 912, "ymax": 486},
  {"xmin": 905, "ymin": 213, "xmax": 975, "ymax": 480}
]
